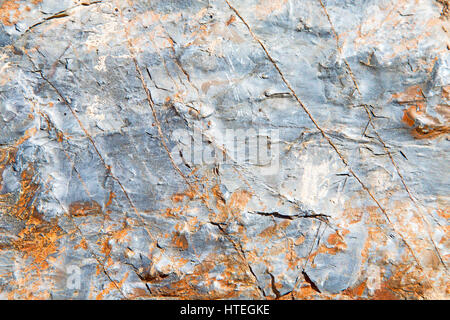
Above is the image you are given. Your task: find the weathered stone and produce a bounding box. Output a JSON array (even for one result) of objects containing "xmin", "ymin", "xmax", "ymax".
[{"xmin": 0, "ymin": 0, "xmax": 448, "ymax": 299}]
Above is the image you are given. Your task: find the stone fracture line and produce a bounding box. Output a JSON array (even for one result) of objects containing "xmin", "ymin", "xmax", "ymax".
[
  {"xmin": 145, "ymin": 39, "xmax": 182, "ymax": 93},
  {"xmin": 161, "ymin": 27, "xmax": 201, "ymax": 95},
  {"xmin": 31, "ymin": 88, "xmax": 139, "ymax": 300},
  {"xmin": 36, "ymin": 65, "xmax": 171, "ymax": 242},
  {"xmin": 134, "ymin": 61, "xmax": 266, "ymax": 297},
  {"xmin": 131, "ymin": 57, "xmax": 260, "ymax": 291},
  {"xmin": 208, "ymin": 221, "xmax": 266, "ymax": 298},
  {"xmin": 44, "ymin": 127, "xmax": 163, "ymax": 299},
  {"xmin": 131, "ymin": 55, "xmax": 195, "ymax": 192},
  {"xmin": 17, "ymin": 1, "xmax": 103, "ymax": 42},
  {"xmin": 37, "ymin": 71, "xmax": 186, "ymax": 296},
  {"xmin": 317, "ymin": 0, "xmax": 447, "ymax": 271},
  {"xmin": 117, "ymin": 7, "xmax": 265, "ymax": 296},
  {"xmin": 30, "ymin": 60, "xmax": 163, "ymax": 251},
  {"xmin": 31, "ymin": 35, "xmax": 289, "ymax": 298},
  {"xmin": 114, "ymin": 0, "xmax": 194, "ymax": 193},
  {"xmin": 224, "ymin": 0, "xmax": 426, "ymax": 273},
  {"xmin": 35, "ymin": 40, "xmax": 177, "ymax": 223},
  {"xmin": 135, "ymin": 48, "xmax": 331, "ymax": 229},
  {"xmin": 39, "ymin": 63, "xmax": 209, "ymax": 297},
  {"xmin": 292, "ymin": 221, "xmax": 324, "ymax": 297},
  {"xmin": 38, "ymin": 112, "xmax": 98, "ymax": 204},
  {"xmin": 50, "ymin": 100, "xmax": 281, "ymax": 299},
  {"xmin": 118, "ymin": 1, "xmax": 311, "ymax": 233}
]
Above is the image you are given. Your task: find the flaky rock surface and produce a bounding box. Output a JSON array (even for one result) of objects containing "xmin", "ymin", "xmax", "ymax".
[{"xmin": 0, "ymin": 0, "xmax": 448, "ymax": 299}]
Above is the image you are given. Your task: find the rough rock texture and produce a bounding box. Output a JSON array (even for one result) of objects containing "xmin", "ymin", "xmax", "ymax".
[{"xmin": 0, "ymin": 0, "xmax": 448, "ymax": 299}]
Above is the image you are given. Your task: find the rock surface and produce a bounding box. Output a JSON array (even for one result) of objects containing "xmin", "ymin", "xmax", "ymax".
[{"xmin": 0, "ymin": 0, "xmax": 448, "ymax": 299}]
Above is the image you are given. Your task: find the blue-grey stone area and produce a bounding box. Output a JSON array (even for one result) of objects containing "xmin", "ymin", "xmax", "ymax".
[{"xmin": 0, "ymin": 0, "xmax": 448, "ymax": 299}]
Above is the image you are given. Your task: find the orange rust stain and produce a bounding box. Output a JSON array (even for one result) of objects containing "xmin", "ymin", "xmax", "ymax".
[
  {"xmin": 7, "ymin": 166, "xmax": 63, "ymax": 273},
  {"xmin": 69, "ymin": 201, "xmax": 102, "ymax": 217},
  {"xmin": 8, "ymin": 165, "xmax": 40, "ymax": 220},
  {"xmin": 409, "ymin": 125, "xmax": 450, "ymax": 139},
  {"xmin": 395, "ymin": 85, "xmax": 450, "ymax": 139},
  {"xmin": 437, "ymin": 0, "xmax": 449, "ymax": 18},
  {"xmin": 342, "ymin": 281, "xmax": 367, "ymax": 299},
  {"xmin": 14, "ymin": 127, "xmax": 37, "ymax": 147},
  {"xmin": 111, "ymin": 224, "xmax": 130, "ymax": 243},
  {"xmin": 402, "ymin": 105, "xmax": 419, "ymax": 126},
  {"xmin": 56, "ymin": 131, "xmax": 64, "ymax": 143},
  {"xmin": 162, "ymin": 206, "xmax": 182, "ymax": 218},
  {"xmin": 401, "ymin": 103, "xmax": 437, "ymax": 128},
  {"xmin": 74, "ymin": 238, "xmax": 88, "ymax": 251},
  {"xmin": 392, "ymin": 85, "xmax": 425, "ymax": 104},
  {"xmin": 98, "ymin": 238, "xmax": 111, "ymax": 258},
  {"xmin": 342, "ymin": 203, "xmax": 364, "ymax": 224},
  {"xmin": 290, "ymin": 284, "xmax": 323, "ymax": 300},
  {"xmin": 128, "ymin": 288, "xmax": 151, "ymax": 299},
  {"xmin": 13, "ymin": 215, "xmax": 62, "ymax": 270},
  {"xmin": 228, "ymin": 190, "xmax": 252, "ymax": 215},
  {"xmin": 436, "ymin": 104, "xmax": 450, "ymax": 122},
  {"xmin": 402, "ymin": 107, "xmax": 450, "ymax": 139},
  {"xmin": 373, "ymin": 263, "xmax": 432, "ymax": 299},
  {"xmin": 284, "ymin": 238, "xmax": 304, "ymax": 272},
  {"xmin": 105, "ymin": 191, "xmax": 116, "ymax": 210},
  {"xmin": 171, "ymin": 190, "xmax": 195, "ymax": 203},
  {"xmin": 308, "ymin": 229, "xmax": 351, "ymax": 266},
  {"xmin": 183, "ymin": 11, "xmax": 245, "ymax": 49},
  {"xmin": 327, "ymin": 229, "xmax": 350, "ymax": 248},
  {"xmin": 171, "ymin": 232, "xmax": 189, "ymax": 250},
  {"xmin": 370, "ymin": 283, "xmax": 401, "ymax": 300},
  {"xmin": 226, "ymin": 14, "xmax": 236, "ymax": 26},
  {"xmin": 207, "ymin": 185, "xmax": 253, "ymax": 225},
  {"xmin": 254, "ymin": 0, "xmax": 288, "ymax": 19},
  {"xmin": 392, "ymin": 34, "xmax": 432, "ymax": 56},
  {"xmin": 361, "ymin": 200, "xmax": 447, "ymax": 299},
  {"xmin": 96, "ymin": 272, "xmax": 129, "ymax": 300},
  {"xmin": 294, "ymin": 235, "xmax": 305, "ymax": 246},
  {"xmin": 0, "ymin": 0, "xmax": 41, "ymax": 26},
  {"xmin": 436, "ymin": 208, "xmax": 450, "ymax": 220},
  {"xmin": 0, "ymin": 0, "xmax": 21, "ymax": 26},
  {"xmin": 209, "ymin": 185, "xmax": 227, "ymax": 222},
  {"xmin": 151, "ymin": 251, "xmax": 259, "ymax": 299},
  {"xmin": 258, "ymin": 220, "xmax": 290, "ymax": 240},
  {"xmin": 442, "ymin": 85, "xmax": 450, "ymax": 100}
]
